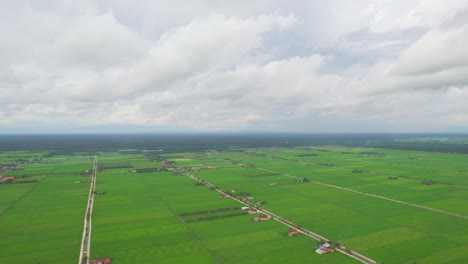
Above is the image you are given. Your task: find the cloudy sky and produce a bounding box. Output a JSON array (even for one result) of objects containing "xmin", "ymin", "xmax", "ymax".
[{"xmin": 1, "ymin": 0, "xmax": 468, "ymax": 133}]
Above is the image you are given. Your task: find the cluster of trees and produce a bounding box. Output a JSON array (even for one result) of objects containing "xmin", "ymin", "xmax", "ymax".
[
  {"xmin": 247, "ymin": 172, "xmax": 280, "ymax": 177},
  {"xmin": 422, "ymin": 179, "xmax": 438, "ymax": 185},
  {"xmin": 185, "ymin": 212, "xmax": 247, "ymax": 223},
  {"xmin": 97, "ymin": 164, "xmax": 132, "ymax": 171},
  {"xmin": 12, "ymin": 179, "xmax": 38, "ymax": 184},
  {"xmin": 360, "ymin": 151, "xmax": 381, "ymax": 155},
  {"xmin": 179, "ymin": 207, "xmax": 240, "ymax": 216},
  {"xmin": 295, "ymin": 153, "xmax": 318, "ymax": 157},
  {"xmin": 135, "ymin": 168, "xmax": 160, "ymax": 173},
  {"xmin": 255, "ymin": 200, "xmax": 266, "ymax": 205},
  {"xmin": 78, "ymin": 170, "xmax": 93, "ymax": 176}
]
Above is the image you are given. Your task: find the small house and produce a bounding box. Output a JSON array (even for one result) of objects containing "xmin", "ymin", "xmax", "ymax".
[
  {"xmin": 90, "ymin": 258, "xmax": 111, "ymax": 264},
  {"xmin": 288, "ymin": 229, "xmax": 300, "ymax": 236},
  {"xmin": 254, "ymin": 215, "xmax": 271, "ymax": 221},
  {"xmin": 247, "ymin": 209, "xmax": 258, "ymax": 214},
  {"xmin": 0, "ymin": 176, "xmax": 15, "ymax": 184},
  {"xmin": 315, "ymin": 243, "xmax": 332, "ymax": 255}
]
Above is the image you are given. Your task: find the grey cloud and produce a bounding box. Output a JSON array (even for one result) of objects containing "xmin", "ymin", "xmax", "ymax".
[
  {"xmin": 52, "ymin": 12, "xmax": 146, "ymax": 68},
  {"xmin": 395, "ymin": 26, "xmax": 468, "ymax": 76},
  {"xmin": 1, "ymin": 1, "xmax": 468, "ymax": 133}
]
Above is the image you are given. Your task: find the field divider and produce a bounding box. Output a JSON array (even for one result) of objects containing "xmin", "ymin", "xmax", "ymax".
[
  {"xmin": 138, "ymin": 174, "xmax": 222, "ymax": 264},
  {"xmin": 256, "ymin": 167, "xmax": 468, "ymax": 220},
  {"xmin": 78, "ymin": 156, "xmax": 97, "ymax": 264},
  {"xmin": 0, "ymin": 169, "xmax": 55, "ymax": 217},
  {"xmin": 0, "ymin": 154, "xmax": 72, "ymax": 218},
  {"xmin": 182, "ymin": 171, "xmax": 377, "ymax": 264}
]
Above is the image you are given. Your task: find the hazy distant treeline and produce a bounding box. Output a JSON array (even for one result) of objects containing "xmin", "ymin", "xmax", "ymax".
[{"xmin": 0, "ymin": 133, "xmax": 467, "ymax": 154}]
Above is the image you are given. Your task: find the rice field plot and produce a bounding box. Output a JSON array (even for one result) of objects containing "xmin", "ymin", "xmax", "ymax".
[
  {"xmin": 89, "ymin": 152, "xmax": 356, "ymax": 263},
  {"xmin": 0, "ymin": 155, "xmax": 91, "ymax": 264},
  {"xmin": 90, "ymin": 166, "xmax": 218, "ymax": 263},
  {"xmin": 140, "ymin": 170, "xmax": 356, "ymax": 264},
  {"xmin": 0, "ymin": 183, "xmax": 35, "ymax": 212},
  {"xmin": 225, "ymin": 148, "xmax": 468, "ymax": 218},
  {"xmin": 0, "ymin": 150, "xmax": 44, "ymax": 163},
  {"xmin": 3, "ymin": 146, "xmax": 466, "ymax": 263},
  {"xmin": 188, "ymin": 147, "xmax": 468, "ymax": 263}
]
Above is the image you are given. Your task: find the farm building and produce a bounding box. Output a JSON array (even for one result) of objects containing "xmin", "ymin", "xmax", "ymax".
[
  {"xmin": 315, "ymin": 243, "xmax": 332, "ymax": 255},
  {"xmin": 247, "ymin": 209, "xmax": 258, "ymax": 214},
  {"xmin": 241, "ymin": 196, "xmax": 254, "ymax": 201},
  {"xmin": 90, "ymin": 258, "xmax": 111, "ymax": 264},
  {"xmin": 241, "ymin": 206, "xmax": 250, "ymax": 210},
  {"xmin": 288, "ymin": 229, "xmax": 300, "ymax": 236},
  {"xmin": 0, "ymin": 176, "xmax": 15, "ymax": 184},
  {"xmin": 253, "ymin": 215, "xmax": 271, "ymax": 221}
]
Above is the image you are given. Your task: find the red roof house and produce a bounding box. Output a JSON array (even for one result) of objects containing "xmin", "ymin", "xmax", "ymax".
[
  {"xmin": 254, "ymin": 215, "xmax": 272, "ymax": 221},
  {"xmin": 247, "ymin": 209, "xmax": 258, "ymax": 214},
  {"xmin": 90, "ymin": 258, "xmax": 111, "ymax": 264},
  {"xmin": 0, "ymin": 176, "xmax": 14, "ymax": 183},
  {"xmin": 288, "ymin": 229, "xmax": 300, "ymax": 236}
]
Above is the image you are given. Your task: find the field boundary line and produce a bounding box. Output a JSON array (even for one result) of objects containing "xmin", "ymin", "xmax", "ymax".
[
  {"xmin": 0, "ymin": 161, "xmax": 63, "ymax": 217},
  {"xmin": 256, "ymin": 167, "xmax": 468, "ymax": 220},
  {"xmin": 0, "ymin": 174, "xmax": 51, "ymax": 217},
  {"xmin": 139, "ymin": 175, "xmax": 222, "ymax": 264},
  {"xmin": 341, "ymin": 157, "xmax": 468, "ymax": 188},
  {"xmin": 248, "ymin": 151, "xmax": 467, "ymax": 188},
  {"xmin": 182, "ymin": 171, "xmax": 377, "ymax": 264}
]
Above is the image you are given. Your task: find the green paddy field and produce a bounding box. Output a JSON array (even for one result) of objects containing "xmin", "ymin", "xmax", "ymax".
[{"xmin": 1, "ymin": 146, "xmax": 467, "ymax": 263}]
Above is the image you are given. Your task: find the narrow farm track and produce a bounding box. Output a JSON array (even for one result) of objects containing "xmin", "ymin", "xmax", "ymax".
[
  {"xmin": 342, "ymin": 157, "xmax": 468, "ymax": 188},
  {"xmin": 78, "ymin": 156, "xmax": 97, "ymax": 264},
  {"xmin": 257, "ymin": 167, "xmax": 468, "ymax": 220},
  {"xmin": 183, "ymin": 172, "xmax": 377, "ymax": 264},
  {"xmin": 139, "ymin": 175, "xmax": 222, "ymax": 264},
  {"xmin": 265, "ymin": 154, "xmax": 468, "ymax": 189},
  {"xmin": 344, "ymin": 157, "xmax": 466, "ymax": 175}
]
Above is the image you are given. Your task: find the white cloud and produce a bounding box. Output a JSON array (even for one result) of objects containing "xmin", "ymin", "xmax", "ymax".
[
  {"xmin": 1, "ymin": 1, "xmax": 468, "ymax": 133},
  {"xmin": 53, "ymin": 12, "xmax": 146, "ymax": 68},
  {"xmin": 395, "ymin": 25, "xmax": 468, "ymax": 76}
]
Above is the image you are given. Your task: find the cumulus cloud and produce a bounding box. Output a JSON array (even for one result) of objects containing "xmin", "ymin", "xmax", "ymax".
[
  {"xmin": 1, "ymin": 0, "xmax": 468, "ymax": 133},
  {"xmin": 53, "ymin": 13, "xmax": 146, "ymax": 68}
]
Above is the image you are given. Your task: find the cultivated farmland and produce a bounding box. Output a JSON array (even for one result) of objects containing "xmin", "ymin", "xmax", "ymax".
[
  {"xmin": 0, "ymin": 153, "xmax": 93, "ymax": 263},
  {"xmin": 1, "ymin": 146, "xmax": 467, "ymax": 263}
]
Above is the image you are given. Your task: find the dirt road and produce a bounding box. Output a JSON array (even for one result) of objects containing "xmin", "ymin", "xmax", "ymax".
[{"xmin": 78, "ymin": 156, "xmax": 97, "ymax": 264}]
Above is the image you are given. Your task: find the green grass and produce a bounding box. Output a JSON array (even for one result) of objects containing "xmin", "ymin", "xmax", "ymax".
[
  {"xmin": 190, "ymin": 146, "xmax": 468, "ymax": 263},
  {"xmin": 0, "ymin": 154, "xmax": 91, "ymax": 263},
  {"xmin": 1, "ymin": 146, "xmax": 467, "ymax": 263}
]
